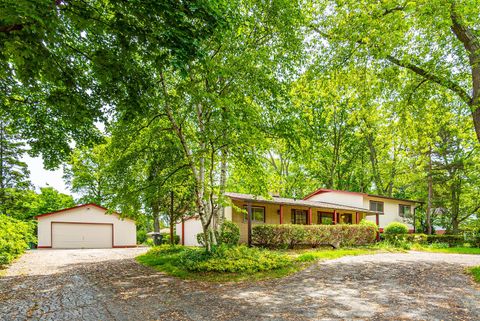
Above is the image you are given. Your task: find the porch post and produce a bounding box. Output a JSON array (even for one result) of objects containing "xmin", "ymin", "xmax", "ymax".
[
  {"xmin": 181, "ymin": 218, "xmax": 185, "ymax": 246},
  {"xmin": 375, "ymin": 213, "xmax": 380, "ymax": 241},
  {"xmin": 247, "ymin": 203, "xmax": 252, "ymax": 247},
  {"xmin": 279, "ymin": 204, "xmax": 283, "ymax": 224},
  {"xmin": 355, "ymin": 212, "xmax": 359, "ymax": 224},
  {"xmin": 333, "ymin": 210, "xmax": 337, "ymax": 224},
  {"xmin": 308, "ymin": 207, "xmax": 312, "ymax": 225}
]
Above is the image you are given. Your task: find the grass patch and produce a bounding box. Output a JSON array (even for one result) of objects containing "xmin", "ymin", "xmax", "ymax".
[
  {"xmin": 411, "ymin": 244, "xmax": 480, "ymax": 255},
  {"xmin": 137, "ymin": 244, "xmax": 391, "ymax": 282},
  {"xmin": 295, "ymin": 248, "xmax": 378, "ymax": 262},
  {"xmin": 468, "ymin": 266, "xmax": 480, "ymax": 283}
]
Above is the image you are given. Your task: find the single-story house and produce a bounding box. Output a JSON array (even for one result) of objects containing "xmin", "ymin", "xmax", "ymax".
[
  {"xmin": 36, "ymin": 203, "xmax": 136, "ymax": 249},
  {"xmin": 176, "ymin": 188, "xmax": 422, "ymax": 246}
]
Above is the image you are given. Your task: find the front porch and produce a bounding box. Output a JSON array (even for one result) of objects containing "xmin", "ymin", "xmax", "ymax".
[{"xmin": 225, "ymin": 192, "xmax": 381, "ymax": 245}]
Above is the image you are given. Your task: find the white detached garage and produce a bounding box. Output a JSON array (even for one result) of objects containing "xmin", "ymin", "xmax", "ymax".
[{"xmin": 36, "ymin": 203, "xmax": 136, "ymax": 249}]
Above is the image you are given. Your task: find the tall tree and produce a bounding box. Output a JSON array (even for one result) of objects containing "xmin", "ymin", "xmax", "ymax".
[
  {"xmin": 0, "ymin": 118, "xmax": 30, "ymax": 214},
  {"xmin": 1, "ymin": 0, "xmax": 226, "ymax": 168},
  {"xmin": 312, "ymin": 0, "xmax": 480, "ymax": 144},
  {"xmin": 63, "ymin": 143, "xmax": 110, "ymax": 205}
]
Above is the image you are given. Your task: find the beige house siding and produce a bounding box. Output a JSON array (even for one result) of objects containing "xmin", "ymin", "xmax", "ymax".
[
  {"xmin": 364, "ymin": 196, "xmax": 416, "ymax": 230},
  {"xmin": 306, "ymin": 191, "xmax": 364, "ymax": 208}
]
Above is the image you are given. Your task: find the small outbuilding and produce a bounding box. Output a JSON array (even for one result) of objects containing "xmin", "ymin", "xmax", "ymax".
[{"xmin": 36, "ymin": 203, "xmax": 136, "ymax": 249}]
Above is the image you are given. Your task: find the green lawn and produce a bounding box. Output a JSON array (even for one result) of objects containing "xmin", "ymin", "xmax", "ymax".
[
  {"xmin": 411, "ymin": 245, "xmax": 480, "ymax": 255},
  {"xmin": 468, "ymin": 266, "xmax": 480, "ymax": 283},
  {"xmin": 136, "ymin": 246, "xmax": 386, "ymax": 282}
]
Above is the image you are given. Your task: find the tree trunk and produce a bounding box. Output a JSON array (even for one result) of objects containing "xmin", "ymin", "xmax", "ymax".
[
  {"xmin": 169, "ymin": 190, "xmax": 174, "ymax": 245},
  {"xmin": 426, "ymin": 147, "xmax": 433, "ymax": 235},
  {"xmin": 152, "ymin": 201, "xmax": 161, "ymax": 246},
  {"xmin": 473, "ymin": 106, "xmax": 480, "ymax": 144}
]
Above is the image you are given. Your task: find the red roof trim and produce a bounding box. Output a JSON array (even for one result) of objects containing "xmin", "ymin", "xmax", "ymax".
[
  {"xmin": 35, "ymin": 203, "xmax": 119, "ymax": 219},
  {"xmin": 303, "ymin": 188, "xmax": 366, "ymax": 200}
]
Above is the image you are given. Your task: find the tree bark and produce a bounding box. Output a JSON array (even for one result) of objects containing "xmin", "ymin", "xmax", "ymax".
[
  {"xmin": 169, "ymin": 190, "xmax": 175, "ymax": 245},
  {"xmin": 152, "ymin": 200, "xmax": 161, "ymax": 246},
  {"xmin": 426, "ymin": 147, "xmax": 433, "ymax": 235}
]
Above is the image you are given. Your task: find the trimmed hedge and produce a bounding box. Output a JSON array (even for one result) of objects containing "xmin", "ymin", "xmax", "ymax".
[
  {"xmin": 252, "ymin": 224, "xmax": 377, "ymax": 249},
  {"xmin": 426, "ymin": 234, "xmax": 464, "ymax": 247},
  {"xmin": 0, "ymin": 216, "xmax": 35, "ymax": 265}
]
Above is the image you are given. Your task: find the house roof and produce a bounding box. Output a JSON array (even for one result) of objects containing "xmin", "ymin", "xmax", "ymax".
[
  {"xmin": 34, "ymin": 203, "xmax": 133, "ymax": 221},
  {"xmin": 303, "ymin": 188, "xmax": 423, "ymax": 204},
  {"xmin": 224, "ymin": 192, "xmax": 380, "ymax": 215}
]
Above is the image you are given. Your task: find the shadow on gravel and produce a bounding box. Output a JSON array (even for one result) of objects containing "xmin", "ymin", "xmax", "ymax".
[{"xmin": 1, "ymin": 255, "xmax": 480, "ymax": 321}]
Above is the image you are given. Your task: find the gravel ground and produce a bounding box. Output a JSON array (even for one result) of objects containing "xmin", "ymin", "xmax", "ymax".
[{"xmin": 1, "ymin": 249, "xmax": 480, "ymax": 321}]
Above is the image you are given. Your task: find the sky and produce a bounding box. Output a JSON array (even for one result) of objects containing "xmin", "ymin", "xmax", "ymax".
[{"xmin": 23, "ymin": 154, "xmax": 71, "ymax": 195}]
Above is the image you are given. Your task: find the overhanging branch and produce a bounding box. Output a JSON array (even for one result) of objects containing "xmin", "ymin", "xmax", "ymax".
[{"xmin": 386, "ymin": 55, "xmax": 472, "ymax": 105}]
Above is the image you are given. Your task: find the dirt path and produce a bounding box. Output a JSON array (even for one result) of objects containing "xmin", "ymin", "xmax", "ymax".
[{"xmin": 1, "ymin": 249, "xmax": 480, "ymax": 320}]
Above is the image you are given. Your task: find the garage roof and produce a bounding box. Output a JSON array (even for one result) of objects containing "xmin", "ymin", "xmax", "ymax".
[{"xmin": 34, "ymin": 203, "xmax": 133, "ymax": 221}]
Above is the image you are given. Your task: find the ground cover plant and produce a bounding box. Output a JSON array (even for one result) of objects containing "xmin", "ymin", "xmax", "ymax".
[{"xmin": 137, "ymin": 243, "xmax": 393, "ymax": 282}]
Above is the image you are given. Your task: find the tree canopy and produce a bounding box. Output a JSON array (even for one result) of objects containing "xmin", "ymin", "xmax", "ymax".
[{"xmin": 1, "ymin": 0, "xmax": 479, "ymax": 246}]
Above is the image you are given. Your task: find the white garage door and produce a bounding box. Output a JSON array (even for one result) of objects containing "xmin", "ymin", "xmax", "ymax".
[{"xmin": 52, "ymin": 223, "xmax": 113, "ymax": 249}]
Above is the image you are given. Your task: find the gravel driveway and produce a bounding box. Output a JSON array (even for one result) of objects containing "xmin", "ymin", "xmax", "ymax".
[{"xmin": 1, "ymin": 249, "xmax": 480, "ymax": 321}]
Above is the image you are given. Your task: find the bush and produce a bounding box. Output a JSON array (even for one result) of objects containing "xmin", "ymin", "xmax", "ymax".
[
  {"xmin": 137, "ymin": 230, "xmax": 148, "ymax": 244},
  {"xmin": 384, "ymin": 222, "xmax": 409, "ymax": 235},
  {"xmin": 426, "ymin": 234, "xmax": 464, "ymax": 247},
  {"xmin": 148, "ymin": 244, "xmax": 186, "ymax": 256},
  {"xmin": 179, "ymin": 244, "xmax": 292, "ymax": 273},
  {"xmin": 464, "ymin": 230, "xmax": 480, "ymax": 247},
  {"xmin": 161, "ymin": 233, "xmax": 180, "ymax": 245},
  {"xmin": 0, "ymin": 216, "xmax": 35, "ymax": 265},
  {"xmin": 196, "ymin": 221, "xmax": 240, "ymax": 247},
  {"xmin": 252, "ymin": 224, "xmax": 377, "ymax": 249},
  {"xmin": 406, "ymin": 233, "xmax": 428, "ymax": 244},
  {"xmin": 217, "ymin": 221, "xmax": 240, "ymax": 246},
  {"xmin": 197, "ymin": 232, "xmax": 205, "ymax": 246}
]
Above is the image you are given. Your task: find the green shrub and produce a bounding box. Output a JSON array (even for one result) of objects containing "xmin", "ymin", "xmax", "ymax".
[
  {"xmin": 137, "ymin": 230, "xmax": 148, "ymax": 244},
  {"xmin": 359, "ymin": 219, "xmax": 379, "ymax": 231},
  {"xmin": 161, "ymin": 233, "xmax": 180, "ymax": 245},
  {"xmin": 384, "ymin": 222, "xmax": 409, "ymax": 235},
  {"xmin": 464, "ymin": 230, "xmax": 480, "ymax": 247},
  {"xmin": 148, "ymin": 244, "xmax": 186, "ymax": 255},
  {"xmin": 406, "ymin": 233, "xmax": 428, "ymax": 244},
  {"xmin": 196, "ymin": 221, "xmax": 240, "ymax": 247},
  {"xmin": 179, "ymin": 244, "xmax": 292, "ymax": 273},
  {"xmin": 252, "ymin": 224, "xmax": 377, "ymax": 249},
  {"xmin": 197, "ymin": 232, "xmax": 205, "ymax": 246},
  {"xmin": 217, "ymin": 221, "xmax": 240, "ymax": 246},
  {"xmin": 426, "ymin": 234, "xmax": 464, "ymax": 247},
  {"xmin": 0, "ymin": 216, "xmax": 35, "ymax": 265}
]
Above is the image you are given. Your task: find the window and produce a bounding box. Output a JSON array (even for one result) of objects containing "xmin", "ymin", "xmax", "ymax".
[
  {"xmin": 317, "ymin": 212, "xmax": 334, "ymax": 225},
  {"xmin": 291, "ymin": 209, "xmax": 308, "ymax": 225},
  {"xmin": 340, "ymin": 213, "xmax": 353, "ymax": 224},
  {"xmin": 243, "ymin": 206, "xmax": 265, "ymax": 223},
  {"xmin": 399, "ymin": 204, "xmax": 411, "ymax": 218},
  {"xmin": 369, "ymin": 201, "xmax": 384, "ymax": 213}
]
